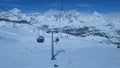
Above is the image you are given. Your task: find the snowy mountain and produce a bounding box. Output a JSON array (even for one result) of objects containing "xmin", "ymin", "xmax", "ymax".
[
  {"xmin": 0, "ymin": 8, "xmax": 120, "ymax": 44},
  {"xmin": 0, "ymin": 8, "xmax": 120, "ymax": 68},
  {"xmin": 0, "ymin": 8, "xmax": 119, "ymax": 28},
  {"xmin": 0, "ymin": 20, "xmax": 120, "ymax": 68}
]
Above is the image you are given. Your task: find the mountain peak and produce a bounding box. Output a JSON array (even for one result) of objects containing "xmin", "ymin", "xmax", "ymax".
[
  {"xmin": 92, "ymin": 11, "xmax": 103, "ymax": 18},
  {"xmin": 9, "ymin": 8, "xmax": 21, "ymax": 15},
  {"xmin": 93, "ymin": 11, "xmax": 100, "ymax": 15}
]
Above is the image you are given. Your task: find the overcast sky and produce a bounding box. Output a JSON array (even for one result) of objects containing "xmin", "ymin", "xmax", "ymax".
[{"xmin": 0, "ymin": 0, "xmax": 120, "ymax": 13}]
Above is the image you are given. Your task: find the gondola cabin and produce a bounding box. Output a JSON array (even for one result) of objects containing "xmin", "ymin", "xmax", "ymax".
[{"xmin": 36, "ymin": 36, "xmax": 45, "ymax": 43}]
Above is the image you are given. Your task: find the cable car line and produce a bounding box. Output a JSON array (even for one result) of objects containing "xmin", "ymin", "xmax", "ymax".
[
  {"xmin": 0, "ymin": 0, "xmax": 65, "ymax": 60},
  {"xmin": 58, "ymin": 0, "xmax": 64, "ymax": 28},
  {"xmin": 50, "ymin": 0, "xmax": 65, "ymax": 60}
]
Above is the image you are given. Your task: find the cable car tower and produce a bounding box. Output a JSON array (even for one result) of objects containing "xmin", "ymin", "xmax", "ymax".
[
  {"xmin": 50, "ymin": 29, "xmax": 59, "ymax": 60},
  {"xmin": 36, "ymin": 0, "xmax": 64, "ymax": 60},
  {"xmin": 50, "ymin": 0, "xmax": 64, "ymax": 60}
]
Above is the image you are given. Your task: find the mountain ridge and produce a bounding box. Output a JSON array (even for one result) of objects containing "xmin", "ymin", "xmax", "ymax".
[{"xmin": 0, "ymin": 8, "xmax": 120, "ymax": 45}]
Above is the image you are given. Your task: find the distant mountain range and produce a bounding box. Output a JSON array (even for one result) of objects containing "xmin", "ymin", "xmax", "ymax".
[{"xmin": 0, "ymin": 8, "xmax": 120, "ymax": 45}]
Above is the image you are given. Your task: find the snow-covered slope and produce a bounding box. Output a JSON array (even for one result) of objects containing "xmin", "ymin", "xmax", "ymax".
[
  {"xmin": 0, "ymin": 8, "xmax": 120, "ymax": 68},
  {"xmin": 0, "ymin": 25, "xmax": 120, "ymax": 68}
]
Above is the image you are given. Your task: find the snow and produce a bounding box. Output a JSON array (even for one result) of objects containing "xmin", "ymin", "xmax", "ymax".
[
  {"xmin": 9, "ymin": 8, "xmax": 21, "ymax": 15},
  {"xmin": 0, "ymin": 8, "xmax": 120, "ymax": 34},
  {"xmin": 0, "ymin": 26, "xmax": 120, "ymax": 68},
  {"xmin": 0, "ymin": 8, "xmax": 120, "ymax": 68}
]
